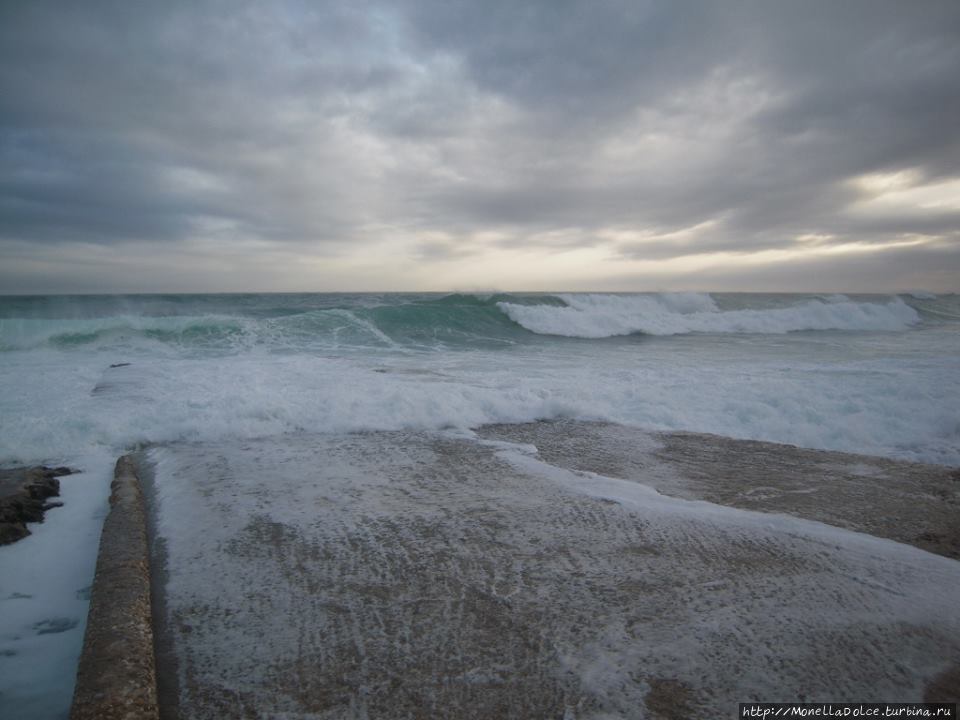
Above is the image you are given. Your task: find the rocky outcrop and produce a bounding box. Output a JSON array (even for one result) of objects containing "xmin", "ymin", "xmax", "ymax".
[{"xmin": 0, "ymin": 466, "xmax": 73, "ymax": 545}]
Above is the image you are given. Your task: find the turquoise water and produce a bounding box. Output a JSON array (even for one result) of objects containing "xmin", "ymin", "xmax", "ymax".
[{"xmin": 0, "ymin": 291, "xmax": 958, "ymax": 465}]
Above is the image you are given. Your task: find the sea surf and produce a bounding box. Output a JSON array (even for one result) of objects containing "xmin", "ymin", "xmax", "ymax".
[{"xmin": 1, "ymin": 291, "xmax": 958, "ymax": 717}]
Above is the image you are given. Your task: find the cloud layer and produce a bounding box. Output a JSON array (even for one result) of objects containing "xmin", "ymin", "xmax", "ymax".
[{"xmin": 2, "ymin": 0, "xmax": 958, "ymax": 292}]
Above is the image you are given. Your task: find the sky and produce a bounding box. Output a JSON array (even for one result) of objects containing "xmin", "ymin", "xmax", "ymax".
[{"xmin": 1, "ymin": 0, "xmax": 959, "ymax": 294}]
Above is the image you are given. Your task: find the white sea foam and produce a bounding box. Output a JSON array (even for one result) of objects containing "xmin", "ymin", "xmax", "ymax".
[
  {"xmin": 498, "ymin": 293, "xmax": 921, "ymax": 338},
  {"xmin": 2, "ymin": 333, "xmax": 958, "ymax": 466},
  {"xmin": 0, "ymin": 292, "xmax": 956, "ymax": 468},
  {"xmin": 147, "ymin": 432, "xmax": 960, "ymax": 715},
  {"xmin": 0, "ymin": 453, "xmax": 114, "ymax": 719}
]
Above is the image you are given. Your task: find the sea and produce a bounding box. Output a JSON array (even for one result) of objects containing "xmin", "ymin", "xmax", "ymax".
[{"xmin": 1, "ymin": 290, "xmax": 959, "ymax": 716}]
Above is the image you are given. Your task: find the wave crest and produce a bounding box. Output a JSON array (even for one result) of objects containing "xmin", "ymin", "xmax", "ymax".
[
  {"xmin": 497, "ymin": 293, "xmax": 921, "ymax": 338},
  {"xmin": 0, "ymin": 315, "xmax": 254, "ymax": 351}
]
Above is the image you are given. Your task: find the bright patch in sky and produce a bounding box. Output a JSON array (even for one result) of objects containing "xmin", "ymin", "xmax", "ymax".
[{"xmin": 850, "ymin": 171, "xmax": 960, "ymax": 214}]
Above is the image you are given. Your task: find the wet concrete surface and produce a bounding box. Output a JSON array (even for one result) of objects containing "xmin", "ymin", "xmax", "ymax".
[
  {"xmin": 71, "ymin": 456, "xmax": 158, "ymax": 720},
  {"xmin": 479, "ymin": 420, "xmax": 960, "ymax": 559},
  {"xmin": 142, "ymin": 422, "xmax": 960, "ymax": 719}
]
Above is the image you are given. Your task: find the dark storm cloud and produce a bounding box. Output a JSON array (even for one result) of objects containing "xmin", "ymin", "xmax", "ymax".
[
  {"xmin": 0, "ymin": 0, "xmax": 398, "ymax": 246},
  {"xmin": 0, "ymin": 129, "xmax": 211, "ymax": 243},
  {"xmin": 1, "ymin": 0, "xmax": 959, "ymax": 289},
  {"xmin": 397, "ymin": 0, "xmax": 731, "ymax": 118},
  {"xmin": 397, "ymin": 0, "xmax": 960, "ymax": 248}
]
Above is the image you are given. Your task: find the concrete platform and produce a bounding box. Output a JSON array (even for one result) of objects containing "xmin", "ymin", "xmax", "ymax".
[{"xmin": 139, "ymin": 422, "xmax": 960, "ymax": 719}]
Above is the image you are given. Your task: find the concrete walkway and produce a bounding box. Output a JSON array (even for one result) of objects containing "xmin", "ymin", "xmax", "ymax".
[{"xmin": 140, "ymin": 423, "xmax": 960, "ymax": 719}]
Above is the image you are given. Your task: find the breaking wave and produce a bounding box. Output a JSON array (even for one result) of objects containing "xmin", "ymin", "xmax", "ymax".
[
  {"xmin": 0, "ymin": 292, "xmax": 941, "ymax": 352},
  {"xmin": 0, "ymin": 291, "xmax": 956, "ymax": 466},
  {"xmin": 498, "ymin": 293, "xmax": 922, "ymax": 338}
]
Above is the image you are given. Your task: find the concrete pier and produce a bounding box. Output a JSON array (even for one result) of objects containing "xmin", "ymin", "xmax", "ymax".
[
  {"xmin": 131, "ymin": 423, "xmax": 959, "ymax": 718},
  {"xmin": 71, "ymin": 456, "xmax": 159, "ymax": 720}
]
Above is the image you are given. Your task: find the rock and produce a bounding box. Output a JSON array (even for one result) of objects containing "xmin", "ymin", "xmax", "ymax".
[
  {"xmin": 0, "ymin": 523, "xmax": 26, "ymax": 545},
  {"xmin": 0, "ymin": 466, "xmax": 74, "ymax": 546}
]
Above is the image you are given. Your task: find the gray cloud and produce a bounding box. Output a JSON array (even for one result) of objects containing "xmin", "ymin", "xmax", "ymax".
[
  {"xmin": 395, "ymin": 0, "xmax": 960, "ymax": 246},
  {"xmin": 1, "ymin": 0, "xmax": 959, "ymax": 290}
]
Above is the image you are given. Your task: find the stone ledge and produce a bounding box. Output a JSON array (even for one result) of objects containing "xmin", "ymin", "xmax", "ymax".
[{"xmin": 71, "ymin": 455, "xmax": 159, "ymax": 720}]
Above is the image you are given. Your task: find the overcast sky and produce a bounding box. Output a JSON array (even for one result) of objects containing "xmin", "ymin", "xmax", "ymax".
[{"xmin": 1, "ymin": 0, "xmax": 958, "ymax": 293}]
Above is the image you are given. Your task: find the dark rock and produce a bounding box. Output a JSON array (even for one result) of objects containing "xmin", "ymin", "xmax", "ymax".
[
  {"xmin": 0, "ymin": 465, "xmax": 74, "ymax": 546},
  {"xmin": 0, "ymin": 522, "xmax": 29, "ymax": 545}
]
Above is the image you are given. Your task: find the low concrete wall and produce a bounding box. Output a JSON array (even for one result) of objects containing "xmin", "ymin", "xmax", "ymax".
[{"xmin": 71, "ymin": 455, "xmax": 159, "ymax": 720}]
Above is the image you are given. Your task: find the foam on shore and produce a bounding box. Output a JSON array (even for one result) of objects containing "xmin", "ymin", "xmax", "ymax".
[{"xmin": 144, "ymin": 428, "xmax": 960, "ymax": 717}]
